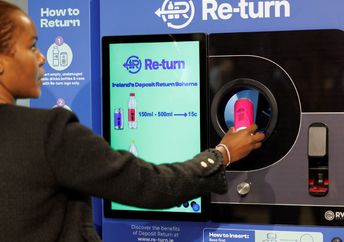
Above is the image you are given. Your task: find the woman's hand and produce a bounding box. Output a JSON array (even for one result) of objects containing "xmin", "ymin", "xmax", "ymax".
[{"xmin": 216, "ymin": 124, "xmax": 265, "ymax": 165}]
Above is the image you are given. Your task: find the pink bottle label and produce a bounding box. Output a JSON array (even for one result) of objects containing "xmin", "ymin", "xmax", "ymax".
[
  {"xmin": 128, "ymin": 109, "xmax": 136, "ymax": 121},
  {"xmin": 234, "ymin": 98, "xmax": 254, "ymax": 131}
]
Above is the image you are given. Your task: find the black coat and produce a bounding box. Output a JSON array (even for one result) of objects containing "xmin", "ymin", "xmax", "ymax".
[{"xmin": 0, "ymin": 104, "xmax": 227, "ymax": 241}]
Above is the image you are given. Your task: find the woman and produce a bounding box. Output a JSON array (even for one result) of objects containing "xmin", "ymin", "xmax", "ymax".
[{"xmin": 0, "ymin": 1, "xmax": 264, "ymax": 241}]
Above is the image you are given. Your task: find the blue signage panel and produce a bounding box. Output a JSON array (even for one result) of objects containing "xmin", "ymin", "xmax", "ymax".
[
  {"xmin": 100, "ymin": 0, "xmax": 344, "ymax": 36},
  {"xmin": 29, "ymin": 0, "xmax": 100, "ymax": 130},
  {"xmin": 103, "ymin": 219, "xmax": 344, "ymax": 242}
]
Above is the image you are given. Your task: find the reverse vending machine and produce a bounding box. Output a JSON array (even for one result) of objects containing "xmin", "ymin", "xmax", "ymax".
[{"xmin": 208, "ymin": 29, "xmax": 344, "ymax": 226}]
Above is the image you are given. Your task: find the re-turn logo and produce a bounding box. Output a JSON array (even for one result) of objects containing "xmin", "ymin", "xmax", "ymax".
[
  {"xmin": 155, "ymin": 0, "xmax": 291, "ymax": 29},
  {"xmin": 123, "ymin": 56, "xmax": 142, "ymax": 74},
  {"xmin": 155, "ymin": 0, "xmax": 195, "ymax": 29},
  {"xmin": 123, "ymin": 56, "xmax": 186, "ymax": 74}
]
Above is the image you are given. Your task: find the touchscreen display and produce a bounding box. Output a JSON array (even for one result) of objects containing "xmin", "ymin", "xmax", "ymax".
[{"xmin": 102, "ymin": 34, "xmax": 206, "ymax": 218}]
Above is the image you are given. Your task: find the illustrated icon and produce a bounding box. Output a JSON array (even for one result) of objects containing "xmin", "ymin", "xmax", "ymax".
[
  {"xmin": 123, "ymin": 56, "xmax": 142, "ymax": 74},
  {"xmin": 155, "ymin": 0, "xmax": 195, "ymax": 29},
  {"xmin": 129, "ymin": 140, "xmax": 138, "ymax": 156},
  {"xmin": 114, "ymin": 108, "xmax": 124, "ymax": 130},
  {"xmin": 47, "ymin": 36, "xmax": 73, "ymax": 71},
  {"xmin": 128, "ymin": 93, "xmax": 137, "ymax": 129}
]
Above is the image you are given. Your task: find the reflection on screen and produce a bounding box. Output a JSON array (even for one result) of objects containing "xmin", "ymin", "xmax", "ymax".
[{"xmin": 108, "ymin": 41, "xmax": 202, "ymax": 213}]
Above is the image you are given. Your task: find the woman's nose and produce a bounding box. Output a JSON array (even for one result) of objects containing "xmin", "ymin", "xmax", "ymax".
[{"xmin": 38, "ymin": 49, "xmax": 46, "ymax": 66}]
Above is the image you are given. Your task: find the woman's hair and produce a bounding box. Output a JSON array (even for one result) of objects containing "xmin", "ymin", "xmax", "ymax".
[{"xmin": 0, "ymin": 0, "xmax": 22, "ymax": 55}]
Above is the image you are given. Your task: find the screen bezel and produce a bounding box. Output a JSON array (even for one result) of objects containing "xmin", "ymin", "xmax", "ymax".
[{"xmin": 101, "ymin": 33, "xmax": 208, "ymax": 221}]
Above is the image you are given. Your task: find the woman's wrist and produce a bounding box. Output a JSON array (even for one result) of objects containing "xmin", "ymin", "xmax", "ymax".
[{"xmin": 215, "ymin": 144, "xmax": 231, "ymax": 166}]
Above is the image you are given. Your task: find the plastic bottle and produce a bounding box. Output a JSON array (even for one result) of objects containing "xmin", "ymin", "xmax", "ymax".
[
  {"xmin": 128, "ymin": 93, "xmax": 137, "ymax": 129},
  {"xmin": 129, "ymin": 140, "xmax": 138, "ymax": 157}
]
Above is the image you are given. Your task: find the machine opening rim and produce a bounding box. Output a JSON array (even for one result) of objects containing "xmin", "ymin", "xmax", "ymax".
[{"xmin": 211, "ymin": 78, "xmax": 278, "ymax": 140}]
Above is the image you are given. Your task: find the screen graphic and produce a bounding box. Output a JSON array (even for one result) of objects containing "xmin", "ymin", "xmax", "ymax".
[{"xmin": 102, "ymin": 34, "xmax": 206, "ymax": 219}]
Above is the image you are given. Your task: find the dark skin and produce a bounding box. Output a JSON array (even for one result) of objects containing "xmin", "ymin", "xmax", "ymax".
[
  {"xmin": 0, "ymin": 9, "xmax": 265, "ymax": 166},
  {"xmin": 0, "ymin": 10, "xmax": 45, "ymax": 104},
  {"xmin": 218, "ymin": 125, "xmax": 264, "ymax": 164}
]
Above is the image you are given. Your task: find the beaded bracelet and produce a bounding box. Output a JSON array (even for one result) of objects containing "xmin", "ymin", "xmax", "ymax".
[{"xmin": 215, "ymin": 143, "xmax": 231, "ymax": 166}]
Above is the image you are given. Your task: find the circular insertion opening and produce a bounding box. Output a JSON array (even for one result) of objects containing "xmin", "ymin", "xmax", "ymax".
[
  {"xmin": 211, "ymin": 78, "xmax": 293, "ymax": 171},
  {"xmin": 211, "ymin": 78, "xmax": 278, "ymax": 139}
]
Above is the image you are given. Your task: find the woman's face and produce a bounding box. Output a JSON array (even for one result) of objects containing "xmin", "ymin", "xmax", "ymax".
[{"xmin": 0, "ymin": 10, "xmax": 45, "ymax": 99}]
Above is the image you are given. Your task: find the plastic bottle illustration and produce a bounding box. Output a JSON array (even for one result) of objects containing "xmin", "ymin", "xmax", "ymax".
[
  {"xmin": 114, "ymin": 108, "xmax": 124, "ymax": 130},
  {"xmin": 263, "ymin": 233, "xmax": 277, "ymax": 242},
  {"xmin": 128, "ymin": 93, "xmax": 137, "ymax": 129},
  {"xmin": 60, "ymin": 52, "xmax": 68, "ymax": 66},
  {"xmin": 52, "ymin": 46, "xmax": 59, "ymax": 66},
  {"xmin": 129, "ymin": 140, "xmax": 138, "ymax": 157}
]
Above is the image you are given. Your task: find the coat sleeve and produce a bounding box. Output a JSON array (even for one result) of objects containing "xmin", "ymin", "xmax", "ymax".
[{"xmin": 45, "ymin": 108, "xmax": 228, "ymax": 209}]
